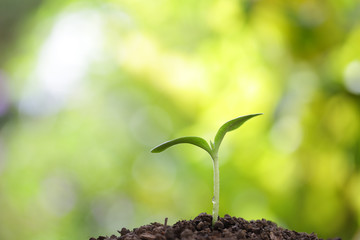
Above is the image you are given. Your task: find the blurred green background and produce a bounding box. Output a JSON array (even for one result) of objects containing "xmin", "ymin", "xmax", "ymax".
[{"xmin": 0, "ymin": 0, "xmax": 360, "ymax": 239}]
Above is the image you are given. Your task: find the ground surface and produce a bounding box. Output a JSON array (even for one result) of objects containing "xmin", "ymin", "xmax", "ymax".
[{"xmin": 90, "ymin": 213, "xmax": 341, "ymax": 240}]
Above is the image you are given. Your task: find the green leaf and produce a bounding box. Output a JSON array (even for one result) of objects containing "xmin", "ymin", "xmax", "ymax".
[
  {"xmin": 151, "ymin": 136, "xmax": 213, "ymax": 157},
  {"xmin": 214, "ymin": 113, "xmax": 263, "ymax": 151}
]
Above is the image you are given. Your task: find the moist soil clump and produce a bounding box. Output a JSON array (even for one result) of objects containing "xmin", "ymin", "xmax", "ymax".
[{"xmin": 90, "ymin": 213, "xmax": 340, "ymax": 240}]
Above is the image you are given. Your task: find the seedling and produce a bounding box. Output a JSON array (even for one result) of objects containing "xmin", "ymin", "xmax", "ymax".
[{"xmin": 151, "ymin": 113, "xmax": 263, "ymax": 225}]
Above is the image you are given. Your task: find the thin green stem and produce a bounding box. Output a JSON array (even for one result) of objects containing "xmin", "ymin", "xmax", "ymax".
[{"xmin": 212, "ymin": 152, "xmax": 219, "ymax": 225}]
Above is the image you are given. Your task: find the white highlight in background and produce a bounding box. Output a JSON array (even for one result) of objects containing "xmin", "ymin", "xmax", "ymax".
[{"xmin": 19, "ymin": 10, "xmax": 103, "ymax": 116}]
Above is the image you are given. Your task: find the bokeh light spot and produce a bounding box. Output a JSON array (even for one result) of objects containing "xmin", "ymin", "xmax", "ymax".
[
  {"xmin": 344, "ymin": 60, "xmax": 360, "ymax": 94},
  {"xmin": 91, "ymin": 195, "xmax": 134, "ymax": 231},
  {"xmin": 270, "ymin": 116, "xmax": 302, "ymax": 154},
  {"xmin": 39, "ymin": 173, "xmax": 77, "ymax": 217}
]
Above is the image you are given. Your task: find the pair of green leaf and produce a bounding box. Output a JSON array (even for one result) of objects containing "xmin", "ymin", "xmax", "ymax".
[
  {"xmin": 151, "ymin": 113, "xmax": 263, "ymax": 225},
  {"xmin": 151, "ymin": 113, "xmax": 263, "ymax": 157}
]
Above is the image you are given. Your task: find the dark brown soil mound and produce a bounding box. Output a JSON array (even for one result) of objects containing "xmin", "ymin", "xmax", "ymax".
[{"xmin": 90, "ymin": 213, "xmax": 341, "ymax": 240}]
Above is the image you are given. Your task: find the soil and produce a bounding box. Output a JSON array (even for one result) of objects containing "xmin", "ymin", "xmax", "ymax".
[{"xmin": 90, "ymin": 213, "xmax": 341, "ymax": 240}]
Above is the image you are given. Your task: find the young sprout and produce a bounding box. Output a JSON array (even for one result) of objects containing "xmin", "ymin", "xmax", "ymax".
[{"xmin": 151, "ymin": 113, "xmax": 263, "ymax": 225}]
